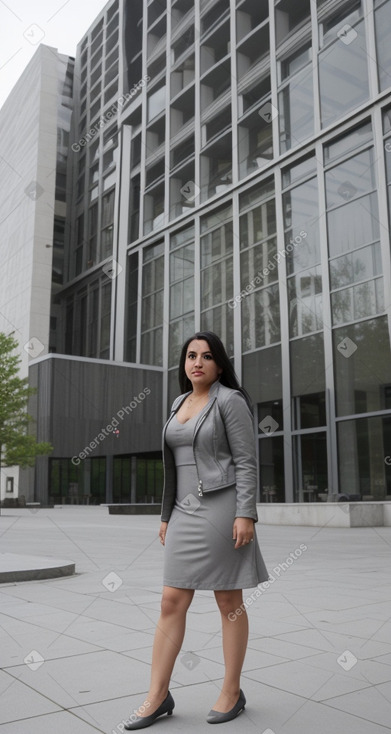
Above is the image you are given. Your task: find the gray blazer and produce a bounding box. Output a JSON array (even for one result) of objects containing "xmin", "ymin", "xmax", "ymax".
[{"xmin": 161, "ymin": 379, "xmax": 259, "ymax": 523}]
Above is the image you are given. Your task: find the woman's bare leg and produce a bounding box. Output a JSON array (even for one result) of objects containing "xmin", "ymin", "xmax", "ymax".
[
  {"xmin": 212, "ymin": 589, "xmax": 248, "ymax": 713},
  {"xmin": 134, "ymin": 586, "xmax": 194, "ymax": 716}
]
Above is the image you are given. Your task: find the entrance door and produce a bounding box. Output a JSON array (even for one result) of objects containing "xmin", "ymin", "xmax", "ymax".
[{"xmin": 294, "ymin": 432, "xmax": 328, "ymax": 502}]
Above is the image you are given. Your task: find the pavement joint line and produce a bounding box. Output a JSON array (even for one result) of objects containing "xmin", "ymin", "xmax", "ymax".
[
  {"xmin": 45, "ymin": 670, "xmax": 103, "ymax": 728},
  {"xmin": 0, "ymin": 606, "xmax": 158, "ymax": 652},
  {"xmin": 320, "ymin": 695, "xmax": 391, "ymax": 729}
]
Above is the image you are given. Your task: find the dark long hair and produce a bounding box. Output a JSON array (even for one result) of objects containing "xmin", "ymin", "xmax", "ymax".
[{"xmin": 178, "ymin": 331, "xmax": 253, "ymax": 412}]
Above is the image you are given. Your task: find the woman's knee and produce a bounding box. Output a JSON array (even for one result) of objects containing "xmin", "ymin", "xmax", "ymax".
[
  {"xmin": 161, "ymin": 586, "xmax": 194, "ymax": 616},
  {"xmin": 214, "ymin": 590, "xmax": 243, "ymax": 618}
]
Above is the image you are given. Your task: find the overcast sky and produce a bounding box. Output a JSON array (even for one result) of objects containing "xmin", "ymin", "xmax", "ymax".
[{"xmin": 0, "ymin": 0, "xmax": 110, "ymax": 109}]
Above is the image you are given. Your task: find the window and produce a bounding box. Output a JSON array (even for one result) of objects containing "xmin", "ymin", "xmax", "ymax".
[
  {"xmin": 99, "ymin": 281, "xmax": 111, "ymax": 358},
  {"xmin": 200, "ymin": 205, "xmax": 233, "ymax": 354},
  {"xmin": 325, "ymin": 125, "xmax": 384, "ymax": 327},
  {"xmin": 101, "ymin": 190, "xmax": 115, "ymax": 260},
  {"xmin": 318, "ymin": 0, "xmax": 369, "ymax": 127},
  {"xmin": 278, "ymin": 44, "xmax": 313, "ymax": 152},
  {"xmin": 200, "ymin": 132, "xmax": 232, "ymax": 202},
  {"xmin": 141, "ymin": 242, "xmax": 164, "ymax": 365},
  {"xmin": 238, "ymin": 107, "xmax": 273, "ymax": 179},
  {"xmin": 169, "ymin": 226, "xmax": 195, "ymax": 366},
  {"xmin": 88, "ymin": 204, "xmax": 98, "ymax": 266},
  {"xmin": 333, "ymin": 318, "xmax": 391, "ymax": 416},
  {"xmin": 147, "ymin": 84, "xmax": 166, "ymax": 121},
  {"xmin": 275, "ymin": 0, "xmax": 311, "ymax": 46},
  {"xmin": 125, "ymin": 252, "xmax": 139, "ymax": 362},
  {"xmin": 375, "ymin": 0, "xmax": 391, "ymax": 91},
  {"xmin": 338, "ymin": 416, "xmax": 391, "ymax": 499}
]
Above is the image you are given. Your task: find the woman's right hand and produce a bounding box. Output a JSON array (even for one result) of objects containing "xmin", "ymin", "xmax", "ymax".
[{"xmin": 159, "ymin": 521, "xmax": 168, "ymax": 545}]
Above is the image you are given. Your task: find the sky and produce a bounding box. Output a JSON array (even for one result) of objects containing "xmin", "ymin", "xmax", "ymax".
[{"xmin": 0, "ymin": 0, "xmax": 110, "ymax": 110}]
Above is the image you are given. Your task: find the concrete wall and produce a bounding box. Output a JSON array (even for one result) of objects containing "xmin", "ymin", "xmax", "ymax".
[
  {"xmin": 257, "ymin": 502, "xmax": 390, "ymax": 527},
  {"xmin": 0, "ymin": 45, "xmax": 61, "ymax": 502}
]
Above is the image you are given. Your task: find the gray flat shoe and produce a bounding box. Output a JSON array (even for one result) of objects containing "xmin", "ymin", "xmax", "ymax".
[
  {"xmin": 124, "ymin": 691, "xmax": 175, "ymax": 730},
  {"xmin": 206, "ymin": 689, "xmax": 246, "ymax": 724}
]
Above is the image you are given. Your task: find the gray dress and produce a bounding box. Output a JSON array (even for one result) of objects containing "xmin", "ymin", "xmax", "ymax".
[{"xmin": 163, "ymin": 407, "xmax": 269, "ymax": 590}]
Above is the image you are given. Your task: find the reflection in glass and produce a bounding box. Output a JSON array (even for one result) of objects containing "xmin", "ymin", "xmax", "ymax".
[
  {"xmin": 202, "ymin": 258, "xmax": 233, "ymax": 309},
  {"xmin": 241, "ymin": 237, "xmax": 278, "ymax": 289},
  {"xmin": 329, "ymin": 243, "xmax": 382, "ymax": 289},
  {"xmin": 170, "ymin": 243, "xmax": 194, "ymax": 282},
  {"xmin": 169, "ymin": 314, "xmax": 195, "ymax": 368},
  {"xmin": 283, "ymin": 178, "xmax": 320, "ymax": 274},
  {"xmin": 331, "ymin": 277, "xmax": 384, "ymax": 326},
  {"xmin": 319, "ymin": 19, "xmax": 369, "ymax": 127},
  {"xmin": 287, "ymin": 267, "xmax": 323, "ymax": 337},
  {"xmin": 278, "ymin": 45, "xmax": 314, "ymax": 152},
  {"xmin": 327, "ymin": 193, "xmax": 380, "ymax": 257},
  {"xmin": 374, "ymin": 0, "xmax": 391, "ymax": 91},
  {"xmin": 325, "ymin": 149, "xmax": 376, "ymax": 209},
  {"xmin": 292, "ymin": 392, "xmax": 326, "ymax": 429},
  {"xmin": 240, "ymin": 199, "xmax": 276, "ymax": 249},
  {"xmin": 238, "ymin": 110, "xmax": 273, "ymax": 179},
  {"xmin": 333, "ymin": 317, "xmax": 391, "ymax": 416},
  {"xmin": 291, "ymin": 333, "xmax": 325, "ymax": 397},
  {"xmin": 293, "ymin": 433, "xmax": 328, "ymax": 501},
  {"xmin": 242, "ymin": 345, "xmax": 282, "ymax": 403},
  {"xmin": 259, "ymin": 400, "xmax": 283, "ymax": 431},
  {"xmin": 201, "ymin": 223, "xmax": 233, "ymax": 265},
  {"xmin": 201, "ymin": 305, "xmax": 233, "ymax": 357},
  {"xmin": 338, "ymin": 416, "xmax": 391, "ymax": 499},
  {"xmin": 241, "ymin": 284, "xmax": 280, "ymax": 350},
  {"xmin": 259, "ymin": 436, "xmax": 285, "ymax": 503},
  {"xmin": 324, "ymin": 121, "xmax": 372, "ymax": 163},
  {"xmin": 141, "ymin": 249, "xmax": 164, "ymax": 366},
  {"xmin": 170, "ymin": 279, "xmax": 194, "ymax": 320}
]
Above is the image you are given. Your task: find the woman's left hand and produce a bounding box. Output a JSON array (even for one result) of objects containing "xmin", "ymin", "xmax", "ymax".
[{"xmin": 233, "ymin": 517, "xmax": 255, "ymax": 549}]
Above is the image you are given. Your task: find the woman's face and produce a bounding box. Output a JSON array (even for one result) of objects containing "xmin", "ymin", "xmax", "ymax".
[{"xmin": 184, "ymin": 339, "xmax": 222, "ymax": 390}]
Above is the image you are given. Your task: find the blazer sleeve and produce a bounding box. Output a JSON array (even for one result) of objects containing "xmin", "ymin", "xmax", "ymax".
[{"xmin": 219, "ymin": 390, "xmax": 259, "ymax": 522}]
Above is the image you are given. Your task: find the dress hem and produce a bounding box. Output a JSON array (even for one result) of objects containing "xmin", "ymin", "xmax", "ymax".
[{"xmin": 162, "ymin": 576, "xmax": 269, "ymax": 590}]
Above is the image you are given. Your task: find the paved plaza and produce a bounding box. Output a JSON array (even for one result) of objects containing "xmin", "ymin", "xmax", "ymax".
[{"xmin": 0, "ymin": 506, "xmax": 391, "ymax": 733}]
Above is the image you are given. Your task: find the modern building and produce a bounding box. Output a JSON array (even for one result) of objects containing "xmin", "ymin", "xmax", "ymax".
[
  {"xmin": 2, "ymin": 0, "xmax": 391, "ymax": 506},
  {"xmin": 0, "ymin": 44, "xmax": 74, "ymax": 501}
]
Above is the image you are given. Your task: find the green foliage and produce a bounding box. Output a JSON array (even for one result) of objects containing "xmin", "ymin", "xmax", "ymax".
[{"xmin": 0, "ymin": 332, "xmax": 52, "ymax": 468}]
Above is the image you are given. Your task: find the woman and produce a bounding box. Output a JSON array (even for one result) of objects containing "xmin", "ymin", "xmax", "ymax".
[{"xmin": 124, "ymin": 331, "xmax": 269, "ymax": 729}]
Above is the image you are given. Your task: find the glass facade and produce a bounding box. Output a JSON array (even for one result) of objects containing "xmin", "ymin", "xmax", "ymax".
[{"xmin": 57, "ymin": 0, "xmax": 391, "ymax": 504}]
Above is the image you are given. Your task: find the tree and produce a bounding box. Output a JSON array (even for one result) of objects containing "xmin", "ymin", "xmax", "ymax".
[{"xmin": 0, "ymin": 332, "xmax": 52, "ymax": 507}]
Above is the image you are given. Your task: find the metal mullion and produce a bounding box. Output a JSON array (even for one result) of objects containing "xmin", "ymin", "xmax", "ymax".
[
  {"xmin": 194, "ymin": 210, "xmax": 201, "ymax": 333},
  {"xmin": 163, "ymin": 0, "xmax": 171, "ymax": 230},
  {"xmin": 336, "ymin": 408, "xmax": 391, "ymax": 422},
  {"xmin": 330, "ymin": 273, "xmax": 383, "ymax": 295},
  {"xmin": 139, "ymin": 0, "xmax": 148, "ymax": 240},
  {"xmin": 330, "ymin": 310, "xmax": 389, "ymax": 331},
  {"xmin": 268, "ymin": 0, "xmax": 279, "ymax": 161},
  {"xmin": 135, "ymin": 248, "xmax": 142, "ymax": 364},
  {"xmin": 292, "ymin": 426, "xmax": 327, "ymax": 436},
  {"xmin": 275, "ymin": 165, "xmax": 294, "ymax": 502},
  {"xmin": 162, "ymin": 229, "xmax": 170, "ymax": 418},
  {"xmin": 311, "ymin": 0, "xmax": 321, "ymax": 136},
  {"xmin": 363, "ymin": 0, "xmax": 379, "ymax": 100},
  {"xmin": 315, "ymin": 136, "xmax": 339, "ymax": 496},
  {"xmin": 232, "ymin": 189, "xmax": 242, "ymax": 379},
  {"xmin": 230, "ymin": 0, "xmax": 239, "ymax": 189},
  {"xmin": 194, "ymin": 0, "xmax": 201, "ymax": 215}
]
